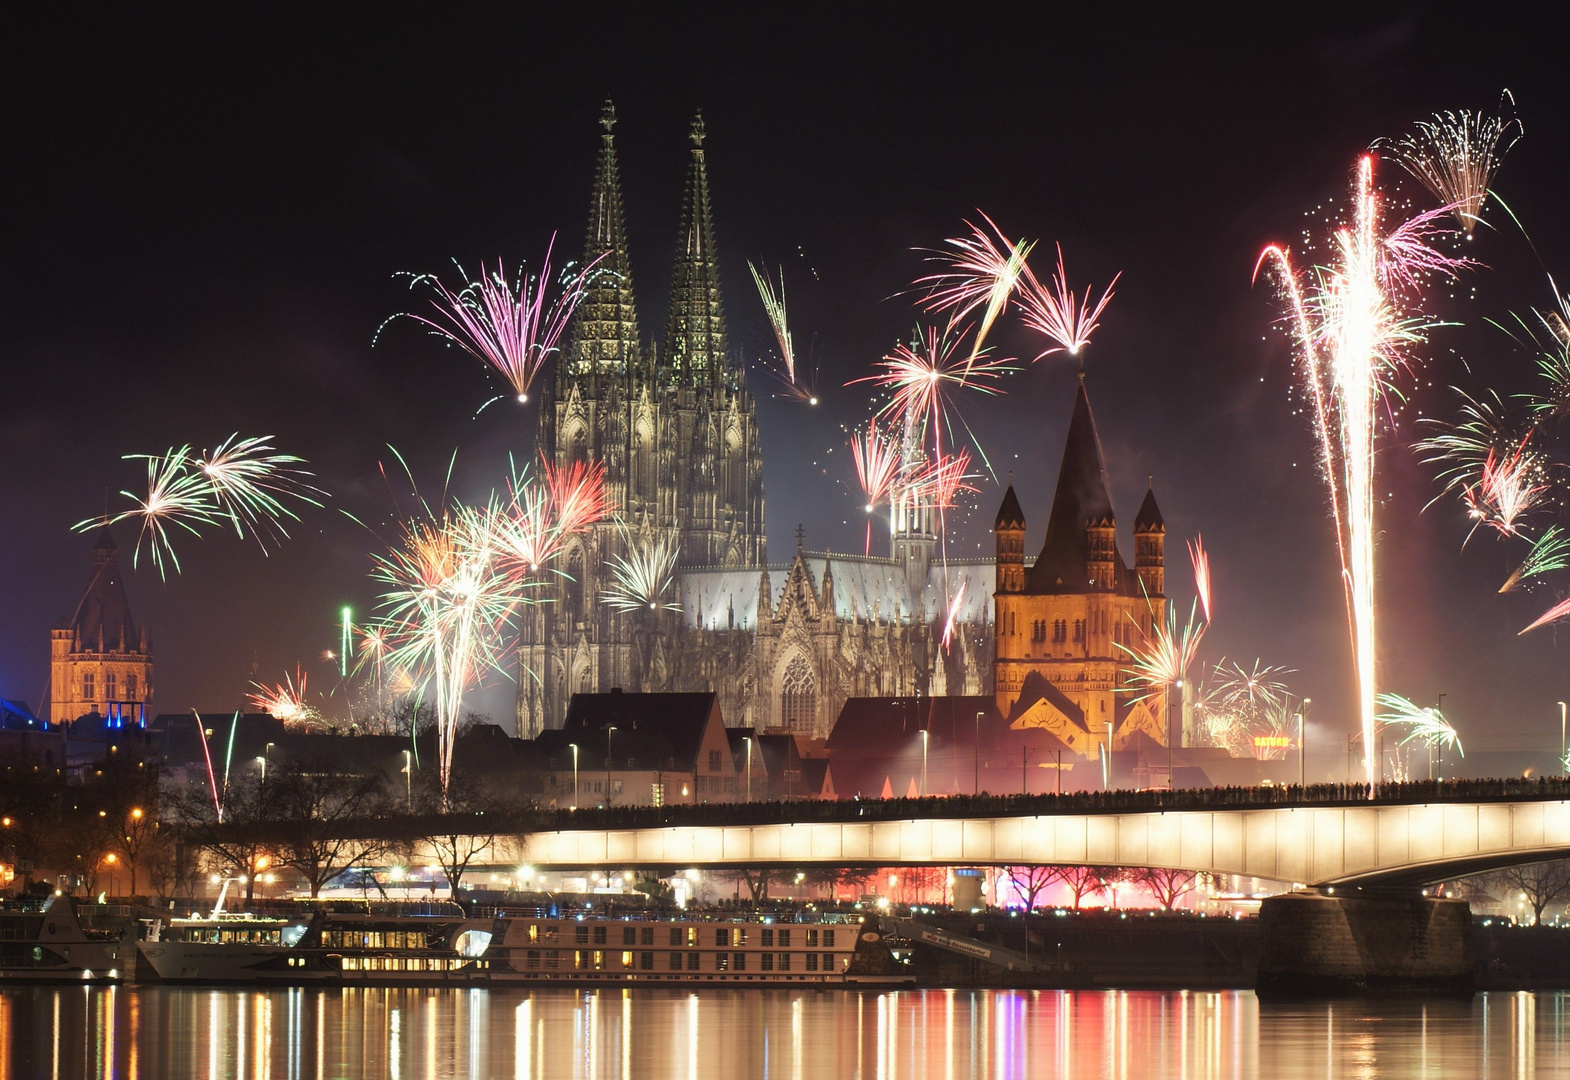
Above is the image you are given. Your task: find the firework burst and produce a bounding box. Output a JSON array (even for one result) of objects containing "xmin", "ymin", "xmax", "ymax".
[
  {"xmin": 1462, "ymin": 435, "xmax": 1550, "ymax": 538},
  {"xmin": 391, "ymin": 237, "xmax": 598, "ymax": 407},
  {"xmin": 602, "ymin": 530, "xmax": 681, "ymax": 613},
  {"xmin": 79, "ymin": 436, "xmax": 322, "ymax": 579},
  {"xmin": 1256, "ymin": 153, "xmax": 1468, "ymax": 788},
  {"xmin": 849, "ymin": 325, "xmax": 1014, "ymax": 460},
  {"xmin": 1502, "ymin": 526, "xmax": 1570, "ymax": 593},
  {"xmin": 1376, "ymin": 693, "xmax": 1464, "ymax": 757},
  {"xmin": 248, "ymin": 667, "xmax": 324, "ymax": 728},
  {"xmin": 1119, "ymin": 600, "xmax": 1207, "ymax": 706},
  {"xmin": 916, "ymin": 212, "xmax": 1035, "ymax": 370},
  {"xmin": 1376, "ymin": 94, "xmax": 1521, "ymax": 236},
  {"xmin": 1015, "ymin": 245, "xmax": 1120, "ymax": 360},
  {"xmin": 849, "ymin": 420, "xmax": 903, "ymax": 555}
]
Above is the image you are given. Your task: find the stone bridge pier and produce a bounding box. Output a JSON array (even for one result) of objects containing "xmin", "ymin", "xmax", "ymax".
[{"xmin": 1257, "ymin": 890, "xmax": 1473, "ymax": 997}]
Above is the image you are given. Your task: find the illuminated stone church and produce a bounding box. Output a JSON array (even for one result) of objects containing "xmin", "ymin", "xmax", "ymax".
[
  {"xmin": 514, "ymin": 102, "xmax": 989, "ymax": 738},
  {"xmin": 992, "ymin": 378, "xmax": 1169, "ymax": 759}
]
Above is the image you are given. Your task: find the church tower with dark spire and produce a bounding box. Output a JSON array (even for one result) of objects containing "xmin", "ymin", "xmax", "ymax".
[
  {"xmin": 49, "ymin": 527, "xmax": 153, "ymax": 727},
  {"xmin": 992, "ymin": 379, "xmax": 1167, "ymax": 757}
]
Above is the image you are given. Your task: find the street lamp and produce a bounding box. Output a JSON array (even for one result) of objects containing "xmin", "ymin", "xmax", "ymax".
[
  {"xmin": 974, "ymin": 711, "xmax": 983, "ymax": 795},
  {"xmin": 1299, "ymin": 698, "xmax": 1311, "ymax": 790},
  {"xmin": 605, "ymin": 726, "xmax": 617, "ymax": 807},
  {"xmin": 920, "ymin": 729, "xmax": 929, "ymax": 797},
  {"xmin": 1168, "ymin": 680, "xmax": 1181, "ymax": 790},
  {"xmin": 569, "ymin": 743, "xmax": 579, "ymax": 806},
  {"xmin": 264, "ymin": 742, "xmax": 274, "ymax": 779},
  {"xmin": 256, "ymin": 755, "xmax": 267, "ymax": 781},
  {"xmin": 402, "ymin": 749, "xmax": 412, "ymax": 811},
  {"xmin": 1559, "ymin": 701, "xmax": 1566, "ymax": 772},
  {"xmin": 743, "ymin": 736, "xmax": 753, "ymax": 803}
]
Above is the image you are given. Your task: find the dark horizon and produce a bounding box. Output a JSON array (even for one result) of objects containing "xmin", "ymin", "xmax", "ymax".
[{"xmin": 5, "ymin": 8, "xmax": 1570, "ymax": 759}]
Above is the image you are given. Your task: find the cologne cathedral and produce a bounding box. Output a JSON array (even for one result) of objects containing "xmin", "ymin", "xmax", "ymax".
[{"xmin": 514, "ymin": 102, "xmax": 991, "ymax": 738}]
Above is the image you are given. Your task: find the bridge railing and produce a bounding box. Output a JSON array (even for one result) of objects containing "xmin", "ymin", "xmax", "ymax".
[{"xmin": 517, "ymin": 776, "xmax": 1570, "ymax": 834}]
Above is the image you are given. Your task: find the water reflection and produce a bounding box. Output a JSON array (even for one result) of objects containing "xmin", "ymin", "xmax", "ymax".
[{"xmin": 2, "ymin": 985, "xmax": 1567, "ymax": 1078}]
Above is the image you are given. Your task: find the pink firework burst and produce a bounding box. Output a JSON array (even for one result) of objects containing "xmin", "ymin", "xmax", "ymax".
[
  {"xmin": 1015, "ymin": 244, "xmax": 1120, "ymax": 360},
  {"xmin": 399, "ymin": 236, "xmax": 599, "ymax": 406},
  {"xmin": 915, "ymin": 212, "xmax": 1034, "ymax": 370},
  {"xmin": 1463, "ymin": 435, "xmax": 1548, "ymax": 538},
  {"xmin": 849, "ymin": 326, "xmax": 1013, "ymax": 458}
]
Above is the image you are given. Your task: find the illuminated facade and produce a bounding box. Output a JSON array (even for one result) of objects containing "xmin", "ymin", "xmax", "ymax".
[
  {"xmin": 515, "ymin": 102, "xmax": 988, "ymax": 738},
  {"xmin": 49, "ymin": 528, "xmax": 153, "ymax": 727},
  {"xmin": 992, "ymin": 378, "xmax": 1167, "ymax": 758}
]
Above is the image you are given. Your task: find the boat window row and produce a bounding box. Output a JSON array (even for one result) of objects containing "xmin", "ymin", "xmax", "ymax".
[
  {"xmin": 341, "ymin": 956, "xmax": 478, "ymax": 972},
  {"xmin": 320, "ymin": 930, "xmax": 429, "ymax": 950},
  {"xmin": 524, "ymin": 924, "xmax": 835, "ymax": 949},
  {"xmin": 518, "ymin": 949, "xmax": 843, "ymax": 973},
  {"xmin": 178, "ymin": 928, "xmax": 284, "ymax": 945}
]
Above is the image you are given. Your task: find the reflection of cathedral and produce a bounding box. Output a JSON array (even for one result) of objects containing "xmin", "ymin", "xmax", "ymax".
[{"xmin": 515, "ymin": 102, "xmax": 988, "ymax": 738}]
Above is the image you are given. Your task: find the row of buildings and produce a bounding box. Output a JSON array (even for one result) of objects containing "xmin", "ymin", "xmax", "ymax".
[{"xmin": 29, "ymin": 100, "xmax": 1244, "ymax": 791}]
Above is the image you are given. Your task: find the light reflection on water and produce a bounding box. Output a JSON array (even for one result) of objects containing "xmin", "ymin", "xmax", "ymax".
[{"xmin": 2, "ymin": 985, "xmax": 1567, "ymax": 1079}]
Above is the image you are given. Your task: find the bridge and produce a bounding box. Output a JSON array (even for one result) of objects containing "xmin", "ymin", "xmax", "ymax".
[{"xmin": 509, "ymin": 790, "xmax": 1570, "ymax": 887}]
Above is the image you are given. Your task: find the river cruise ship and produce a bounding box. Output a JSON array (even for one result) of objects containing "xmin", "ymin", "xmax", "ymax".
[
  {"xmin": 0, "ymin": 895, "xmax": 131, "ymax": 982},
  {"xmin": 136, "ymin": 905, "xmax": 912, "ymax": 988}
]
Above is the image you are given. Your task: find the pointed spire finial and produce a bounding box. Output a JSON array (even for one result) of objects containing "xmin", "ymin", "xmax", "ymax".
[
  {"xmin": 600, "ymin": 98, "xmax": 617, "ymax": 134},
  {"xmin": 690, "ymin": 111, "xmax": 706, "ymax": 148},
  {"xmin": 795, "ymin": 523, "xmax": 804, "ymax": 552}
]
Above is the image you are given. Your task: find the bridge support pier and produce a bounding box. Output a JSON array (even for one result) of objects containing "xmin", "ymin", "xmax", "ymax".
[{"xmin": 1256, "ymin": 890, "xmax": 1473, "ymax": 998}]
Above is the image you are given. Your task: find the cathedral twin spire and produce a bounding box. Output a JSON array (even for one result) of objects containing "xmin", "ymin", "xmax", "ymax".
[{"xmin": 565, "ymin": 101, "xmax": 728, "ymax": 383}]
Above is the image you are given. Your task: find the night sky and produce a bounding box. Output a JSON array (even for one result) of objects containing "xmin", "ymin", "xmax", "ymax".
[{"xmin": 4, "ymin": 8, "xmax": 1570, "ymax": 765}]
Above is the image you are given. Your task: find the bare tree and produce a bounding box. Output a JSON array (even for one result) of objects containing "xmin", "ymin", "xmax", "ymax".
[
  {"xmin": 415, "ymin": 766, "xmax": 500, "ymax": 902},
  {"xmin": 1056, "ymin": 865, "xmax": 1108, "ymax": 910},
  {"xmin": 1491, "ymin": 861, "xmax": 1570, "ymax": 925},
  {"xmin": 1005, "ymin": 865, "xmax": 1063, "ymax": 910},
  {"xmin": 269, "ymin": 759, "xmax": 388, "ymax": 897},
  {"xmin": 1130, "ymin": 868, "xmax": 1202, "ymax": 911},
  {"xmin": 173, "ymin": 774, "xmax": 277, "ymax": 905}
]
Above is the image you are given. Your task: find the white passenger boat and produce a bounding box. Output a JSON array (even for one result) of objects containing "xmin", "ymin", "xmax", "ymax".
[{"xmin": 0, "ymin": 895, "xmax": 131, "ymax": 982}]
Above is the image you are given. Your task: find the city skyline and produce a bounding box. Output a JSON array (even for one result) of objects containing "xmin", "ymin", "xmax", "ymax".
[{"xmin": 4, "ymin": 9, "xmax": 1570, "ymax": 761}]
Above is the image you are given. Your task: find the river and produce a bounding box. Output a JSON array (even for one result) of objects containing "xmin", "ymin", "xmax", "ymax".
[{"xmin": 3, "ymin": 985, "xmax": 1568, "ymax": 1078}]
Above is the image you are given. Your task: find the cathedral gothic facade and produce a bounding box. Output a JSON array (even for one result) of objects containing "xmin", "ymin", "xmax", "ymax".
[{"xmin": 514, "ymin": 103, "xmax": 989, "ymax": 738}]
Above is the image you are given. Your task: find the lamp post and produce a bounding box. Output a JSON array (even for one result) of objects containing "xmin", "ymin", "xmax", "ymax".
[
  {"xmin": 974, "ymin": 711, "xmax": 983, "ymax": 796},
  {"xmin": 1434, "ymin": 692, "xmax": 1446, "ymax": 781},
  {"xmin": 1299, "ymin": 698, "xmax": 1311, "ymax": 790},
  {"xmin": 744, "ymin": 736, "xmax": 753, "ymax": 803},
  {"xmin": 1167, "ymin": 680, "xmax": 1180, "ymax": 790},
  {"xmin": 920, "ymin": 729, "xmax": 929, "ymax": 797},
  {"xmin": 1559, "ymin": 701, "xmax": 1566, "ymax": 773},
  {"xmin": 1022, "ymin": 746, "xmax": 1029, "ymax": 795},
  {"xmin": 402, "ymin": 749, "xmax": 412, "ymax": 811},
  {"xmin": 605, "ymin": 726, "xmax": 616, "ymax": 807},
  {"xmin": 261, "ymin": 742, "xmax": 274, "ymax": 781},
  {"xmin": 569, "ymin": 743, "xmax": 579, "ymax": 806}
]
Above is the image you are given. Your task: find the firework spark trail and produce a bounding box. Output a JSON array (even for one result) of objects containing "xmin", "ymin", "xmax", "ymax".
[
  {"xmin": 191, "ymin": 708, "xmax": 224, "ymax": 821},
  {"xmin": 601, "ymin": 530, "xmax": 682, "ymax": 613},
  {"xmin": 1015, "ymin": 244, "xmax": 1120, "ymax": 360},
  {"xmin": 1376, "ymin": 95, "xmax": 1521, "ymax": 236},
  {"xmin": 79, "ymin": 437, "xmax": 322, "ymax": 579},
  {"xmin": 748, "ymin": 262, "xmax": 818, "ymax": 404},
  {"xmin": 1376, "ymin": 693, "xmax": 1465, "ymax": 757},
  {"xmin": 1521, "ymin": 594, "xmax": 1570, "ymax": 635},
  {"xmin": 1502, "ymin": 526, "xmax": 1570, "ymax": 593},
  {"xmin": 543, "ymin": 458, "xmax": 613, "ymax": 538},
  {"xmin": 906, "ymin": 448, "xmax": 979, "ymax": 510},
  {"xmin": 1188, "ymin": 536, "xmax": 1212, "ymax": 623},
  {"xmin": 916, "ymin": 212, "xmax": 1035, "ymax": 373},
  {"xmin": 1256, "ymin": 154, "xmax": 1466, "ymax": 789},
  {"xmin": 940, "ymin": 578, "xmax": 968, "ymax": 652},
  {"xmin": 849, "ymin": 421, "xmax": 903, "ymax": 555},
  {"xmin": 1463, "ymin": 435, "xmax": 1549, "ymax": 537},
  {"xmin": 395, "ymin": 237, "xmax": 599, "ymax": 407}
]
